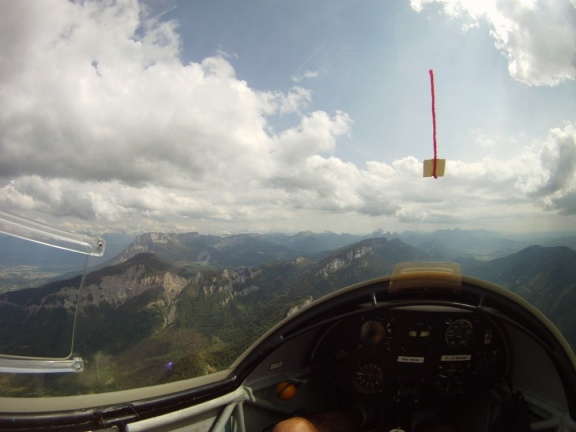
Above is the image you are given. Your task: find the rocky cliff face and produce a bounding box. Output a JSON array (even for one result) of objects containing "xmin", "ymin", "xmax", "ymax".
[
  {"xmin": 82, "ymin": 266, "xmax": 190, "ymax": 309},
  {"xmin": 23, "ymin": 254, "xmax": 265, "ymax": 320},
  {"xmin": 25, "ymin": 258, "xmax": 190, "ymax": 316},
  {"xmin": 313, "ymin": 237, "xmax": 418, "ymax": 279},
  {"xmin": 317, "ymin": 245, "xmax": 373, "ymax": 278}
]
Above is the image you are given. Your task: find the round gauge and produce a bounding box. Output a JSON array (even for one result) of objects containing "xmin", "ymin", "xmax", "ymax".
[
  {"xmin": 436, "ymin": 363, "xmax": 468, "ymax": 393},
  {"xmin": 445, "ymin": 319, "xmax": 474, "ymax": 349},
  {"xmin": 331, "ymin": 347, "xmax": 348, "ymax": 364},
  {"xmin": 352, "ymin": 362, "xmax": 386, "ymax": 393},
  {"xmin": 360, "ymin": 320, "xmax": 386, "ymax": 348}
]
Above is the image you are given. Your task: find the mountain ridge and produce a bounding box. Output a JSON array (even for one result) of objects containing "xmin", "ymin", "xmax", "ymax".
[{"xmin": 1, "ymin": 236, "xmax": 575, "ymax": 395}]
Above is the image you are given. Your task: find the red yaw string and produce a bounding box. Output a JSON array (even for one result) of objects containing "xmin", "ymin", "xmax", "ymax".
[{"xmin": 429, "ymin": 69, "xmax": 438, "ymax": 179}]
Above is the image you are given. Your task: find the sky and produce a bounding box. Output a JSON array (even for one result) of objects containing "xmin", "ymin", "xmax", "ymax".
[{"xmin": 0, "ymin": 0, "xmax": 575, "ymax": 236}]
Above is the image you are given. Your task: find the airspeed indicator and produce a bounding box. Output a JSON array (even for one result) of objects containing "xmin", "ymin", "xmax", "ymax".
[{"xmin": 445, "ymin": 319, "xmax": 474, "ymax": 349}]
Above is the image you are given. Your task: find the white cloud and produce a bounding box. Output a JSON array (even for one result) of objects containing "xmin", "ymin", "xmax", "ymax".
[
  {"xmin": 0, "ymin": 0, "xmax": 353, "ymax": 230},
  {"xmin": 1, "ymin": 126, "xmax": 573, "ymax": 231},
  {"xmin": 291, "ymin": 70, "xmax": 320, "ymax": 83},
  {"xmin": 266, "ymin": 86, "xmax": 312, "ymax": 115},
  {"xmin": 0, "ymin": 1, "xmax": 340, "ymax": 189},
  {"xmin": 410, "ymin": 0, "xmax": 576, "ymax": 86},
  {"xmin": 271, "ymin": 111, "xmax": 351, "ymax": 166},
  {"xmin": 517, "ymin": 123, "xmax": 576, "ymax": 214}
]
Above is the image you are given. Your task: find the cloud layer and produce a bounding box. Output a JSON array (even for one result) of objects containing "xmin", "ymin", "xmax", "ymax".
[
  {"xmin": 1, "ymin": 0, "xmax": 575, "ymax": 234},
  {"xmin": 410, "ymin": 0, "xmax": 576, "ymax": 86}
]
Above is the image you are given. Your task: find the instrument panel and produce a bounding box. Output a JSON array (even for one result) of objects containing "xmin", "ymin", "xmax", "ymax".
[{"xmin": 312, "ymin": 306, "xmax": 508, "ymax": 399}]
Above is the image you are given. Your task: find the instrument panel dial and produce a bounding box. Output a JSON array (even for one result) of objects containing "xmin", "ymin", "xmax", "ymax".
[
  {"xmin": 445, "ymin": 319, "xmax": 474, "ymax": 349},
  {"xmin": 359, "ymin": 318, "xmax": 393, "ymax": 350},
  {"xmin": 360, "ymin": 320, "xmax": 386, "ymax": 348},
  {"xmin": 352, "ymin": 362, "xmax": 386, "ymax": 393}
]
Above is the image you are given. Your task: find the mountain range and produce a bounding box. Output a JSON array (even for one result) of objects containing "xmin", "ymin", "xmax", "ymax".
[
  {"xmin": 3, "ymin": 228, "xmax": 573, "ymax": 292},
  {"xmin": 0, "ymin": 232, "xmax": 575, "ymax": 396}
]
